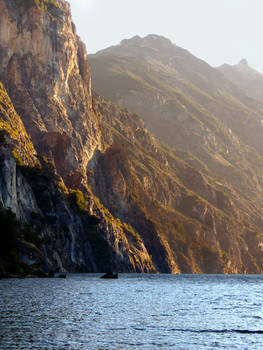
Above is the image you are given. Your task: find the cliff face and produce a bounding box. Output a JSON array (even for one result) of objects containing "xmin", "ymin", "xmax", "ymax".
[
  {"xmin": 1, "ymin": 2, "xmax": 263, "ymax": 274},
  {"xmin": 0, "ymin": 0, "xmax": 99, "ymax": 188},
  {"xmin": 0, "ymin": 82, "xmax": 154, "ymax": 274},
  {"xmin": 0, "ymin": 0, "xmax": 154, "ymax": 274}
]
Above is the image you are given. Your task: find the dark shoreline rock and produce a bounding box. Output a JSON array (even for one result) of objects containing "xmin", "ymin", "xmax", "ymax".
[{"xmin": 100, "ymin": 272, "xmax": 118, "ymax": 279}]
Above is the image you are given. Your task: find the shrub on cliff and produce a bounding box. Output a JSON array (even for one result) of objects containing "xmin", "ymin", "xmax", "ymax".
[{"xmin": 68, "ymin": 190, "xmax": 87, "ymax": 212}]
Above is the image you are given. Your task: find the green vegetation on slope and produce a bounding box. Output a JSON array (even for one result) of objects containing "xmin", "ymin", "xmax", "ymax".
[{"xmin": 0, "ymin": 82, "xmax": 38, "ymax": 166}]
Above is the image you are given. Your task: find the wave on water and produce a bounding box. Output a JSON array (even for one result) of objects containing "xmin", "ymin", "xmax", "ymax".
[{"xmin": 169, "ymin": 328, "xmax": 263, "ymax": 334}]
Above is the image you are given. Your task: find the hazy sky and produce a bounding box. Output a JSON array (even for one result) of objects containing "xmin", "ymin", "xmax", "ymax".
[{"xmin": 67, "ymin": 0, "xmax": 263, "ymax": 72}]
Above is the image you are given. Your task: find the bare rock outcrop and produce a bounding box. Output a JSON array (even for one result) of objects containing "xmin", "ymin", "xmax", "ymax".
[{"xmin": 0, "ymin": 0, "xmax": 99, "ymax": 187}]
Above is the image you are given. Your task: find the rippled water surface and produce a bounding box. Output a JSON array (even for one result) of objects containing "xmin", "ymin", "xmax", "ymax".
[{"xmin": 1, "ymin": 274, "xmax": 263, "ymax": 349}]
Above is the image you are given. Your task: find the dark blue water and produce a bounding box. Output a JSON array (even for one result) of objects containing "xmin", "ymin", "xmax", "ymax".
[{"xmin": 1, "ymin": 274, "xmax": 263, "ymax": 349}]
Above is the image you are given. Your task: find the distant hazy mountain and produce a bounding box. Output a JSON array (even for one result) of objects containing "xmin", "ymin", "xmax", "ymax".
[
  {"xmin": 218, "ymin": 59, "xmax": 263, "ymax": 102},
  {"xmin": 88, "ymin": 35, "xmax": 263, "ymax": 157}
]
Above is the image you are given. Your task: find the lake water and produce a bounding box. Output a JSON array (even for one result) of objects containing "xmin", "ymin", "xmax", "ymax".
[{"xmin": 1, "ymin": 274, "xmax": 263, "ymax": 349}]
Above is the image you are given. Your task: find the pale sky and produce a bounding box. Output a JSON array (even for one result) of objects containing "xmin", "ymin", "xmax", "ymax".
[{"xmin": 67, "ymin": 0, "xmax": 263, "ymax": 73}]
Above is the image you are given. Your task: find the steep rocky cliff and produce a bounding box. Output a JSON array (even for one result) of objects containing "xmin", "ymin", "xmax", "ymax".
[
  {"xmin": 0, "ymin": 81, "xmax": 154, "ymax": 274},
  {"xmin": 1, "ymin": 2, "xmax": 263, "ymax": 274},
  {"xmin": 0, "ymin": 0, "xmax": 99, "ymax": 188},
  {"xmin": 0, "ymin": 0, "xmax": 154, "ymax": 274}
]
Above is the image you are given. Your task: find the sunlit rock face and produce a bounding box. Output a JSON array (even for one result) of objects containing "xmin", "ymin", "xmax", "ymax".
[
  {"xmin": 0, "ymin": 81, "xmax": 155, "ymax": 273},
  {"xmin": 0, "ymin": 0, "xmax": 100, "ymax": 188},
  {"xmin": 0, "ymin": 0, "xmax": 156, "ymax": 274}
]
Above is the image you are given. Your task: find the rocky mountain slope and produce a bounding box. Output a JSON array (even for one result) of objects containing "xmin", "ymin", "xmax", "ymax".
[
  {"xmin": 87, "ymin": 35, "xmax": 263, "ymax": 272},
  {"xmin": 1, "ymin": 2, "xmax": 263, "ymax": 274},
  {"xmin": 92, "ymin": 94, "xmax": 263, "ymax": 273},
  {"xmin": 218, "ymin": 59, "xmax": 263, "ymax": 103},
  {"xmin": 87, "ymin": 35, "xmax": 263, "ymax": 218}
]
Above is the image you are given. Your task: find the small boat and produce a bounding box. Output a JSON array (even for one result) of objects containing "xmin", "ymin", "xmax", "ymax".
[{"xmin": 100, "ymin": 272, "xmax": 118, "ymax": 279}]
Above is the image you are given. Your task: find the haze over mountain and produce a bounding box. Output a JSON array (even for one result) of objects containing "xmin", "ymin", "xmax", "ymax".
[
  {"xmin": 67, "ymin": 0, "xmax": 263, "ymax": 74},
  {"xmin": 1, "ymin": 2, "xmax": 263, "ymax": 275},
  {"xmin": 88, "ymin": 35, "xmax": 263, "ymax": 158},
  {"xmin": 218, "ymin": 59, "xmax": 263, "ymax": 103}
]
